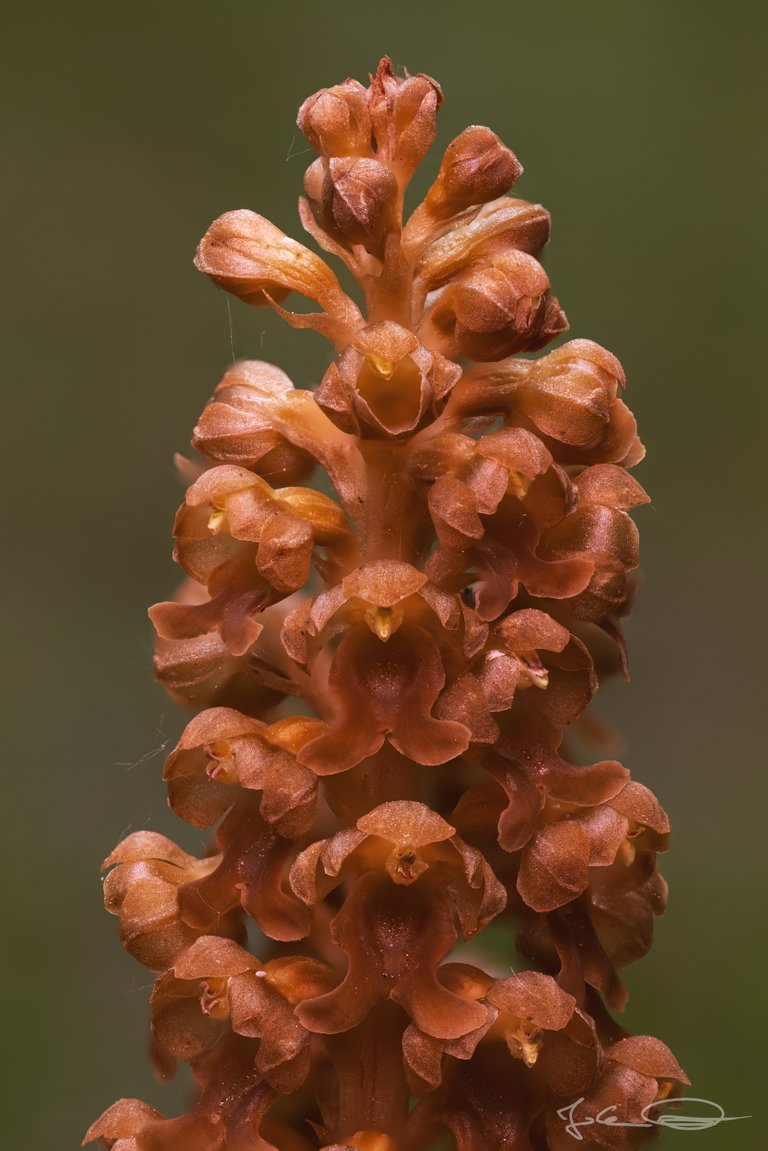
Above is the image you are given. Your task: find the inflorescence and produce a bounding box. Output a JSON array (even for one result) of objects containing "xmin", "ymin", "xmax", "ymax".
[{"xmin": 86, "ymin": 59, "xmax": 686, "ymax": 1151}]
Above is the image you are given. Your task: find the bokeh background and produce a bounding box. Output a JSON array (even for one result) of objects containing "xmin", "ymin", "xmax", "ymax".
[{"xmin": 4, "ymin": 1, "xmax": 766, "ymax": 1147}]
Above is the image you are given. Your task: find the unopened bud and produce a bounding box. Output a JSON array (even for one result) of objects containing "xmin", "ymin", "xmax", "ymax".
[
  {"xmin": 195, "ymin": 210, "xmax": 339, "ymax": 307},
  {"xmin": 297, "ymin": 78, "xmax": 372, "ymax": 157},
  {"xmin": 425, "ymin": 126, "xmax": 522, "ymax": 216},
  {"xmin": 425, "ymin": 248, "xmax": 568, "ymax": 361},
  {"xmin": 369, "ymin": 57, "xmax": 443, "ymax": 180},
  {"xmin": 410, "ymin": 198, "xmax": 551, "ymax": 311},
  {"xmin": 195, "ymin": 209, "xmax": 362, "ymax": 343},
  {"xmin": 322, "ymin": 157, "xmax": 399, "ymax": 257}
]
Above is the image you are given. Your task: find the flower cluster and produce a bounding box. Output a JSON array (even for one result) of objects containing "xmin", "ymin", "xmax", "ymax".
[{"xmin": 87, "ymin": 59, "xmax": 685, "ymax": 1151}]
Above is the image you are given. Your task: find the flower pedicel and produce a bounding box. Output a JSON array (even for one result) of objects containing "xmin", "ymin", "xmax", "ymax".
[{"xmin": 86, "ymin": 59, "xmax": 686, "ymax": 1151}]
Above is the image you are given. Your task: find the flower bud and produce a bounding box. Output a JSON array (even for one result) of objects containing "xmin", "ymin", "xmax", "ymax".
[
  {"xmin": 84, "ymin": 1100, "xmax": 163, "ymax": 1151},
  {"xmin": 368, "ymin": 57, "xmax": 443, "ymax": 180},
  {"xmin": 192, "ymin": 360, "xmax": 314, "ymax": 482},
  {"xmin": 322, "ymin": 156, "xmax": 399, "ymax": 257},
  {"xmin": 424, "ymin": 248, "xmax": 568, "ymax": 361},
  {"xmin": 195, "ymin": 210, "xmax": 362, "ymax": 344},
  {"xmin": 425, "ymin": 126, "xmax": 522, "ymax": 217},
  {"xmin": 196, "ymin": 210, "xmax": 337, "ymax": 307},
  {"xmin": 410, "ymin": 197, "xmax": 551, "ymax": 310},
  {"xmin": 297, "ymin": 78, "xmax": 372, "ymax": 157}
]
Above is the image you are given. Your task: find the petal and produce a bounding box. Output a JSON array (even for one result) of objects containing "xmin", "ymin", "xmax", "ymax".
[
  {"xmin": 546, "ymin": 759, "xmax": 629, "ymax": 807},
  {"xmin": 153, "ymin": 629, "xmax": 278, "ymax": 712},
  {"xmin": 299, "ymin": 628, "xmax": 468, "ymax": 773},
  {"xmin": 103, "ymin": 832, "xmax": 198, "ymax": 871},
  {"xmin": 487, "ymin": 971, "xmax": 576, "ymax": 1031},
  {"xmin": 496, "ymin": 607, "xmax": 570, "ymax": 653},
  {"xmin": 84, "ymin": 1099, "xmax": 162, "ymax": 1146},
  {"xmin": 231, "ymin": 739, "xmax": 317, "ymax": 837},
  {"xmin": 606, "ymin": 1036, "xmax": 689, "ymax": 1084},
  {"xmin": 536, "ymin": 1007, "xmax": 600, "ymax": 1096},
  {"xmin": 356, "ymin": 800, "xmax": 455, "ymax": 848},
  {"xmin": 435, "ymin": 672, "xmax": 500, "ymax": 744},
  {"xmin": 178, "ymin": 799, "xmax": 310, "ymax": 942},
  {"xmin": 428, "ymin": 476, "xmax": 483, "ymax": 547},
  {"xmin": 485, "ymin": 760, "xmax": 543, "ymax": 852},
  {"xmin": 173, "ymin": 936, "xmax": 260, "ymax": 980},
  {"xmin": 151, "ymin": 981, "xmax": 224, "ymax": 1063},
  {"xmin": 611, "ymin": 781, "xmax": 670, "ymax": 835},
  {"xmin": 443, "ymin": 836, "xmax": 507, "ymax": 936},
  {"xmin": 297, "ymin": 873, "xmax": 457, "ymax": 1034},
  {"xmin": 517, "ymin": 821, "xmax": 591, "ymax": 912},
  {"xmin": 255, "ymin": 511, "xmax": 313, "ymax": 592},
  {"xmin": 393, "ymin": 966, "xmax": 488, "ymax": 1041},
  {"xmin": 477, "ymin": 426, "xmax": 553, "ymax": 479},
  {"xmin": 342, "ymin": 560, "xmax": 427, "ymax": 607},
  {"xmin": 578, "ymin": 805, "xmax": 630, "ymax": 867},
  {"xmin": 575, "ymin": 463, "xmax": 649, "ymax": 510},
  {"xmin": 228, "ymin": 972, "xmax": 310, "ymax": 1091}
]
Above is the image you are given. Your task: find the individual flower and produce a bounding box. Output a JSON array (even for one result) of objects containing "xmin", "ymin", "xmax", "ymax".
[
  {"xmin": 446, "ymin": 339, "xmax": 644, "ymax": 467},
  {"xmin": 163, "ymin": 706, "xmax": 323, "ymax": 837},
  {"xmin": 297, "ymin": 77, "xmax": 372, "ymax": 158},
  {"xmin": 367, "ymin": 58, "xmax": 442, "ymax": 183},
  {"xmin": 315, "ymin": 321, "xmax": 461, "ymax": 437},
  {"xmin": 435, "ymin": 608, "xmax": 598, "ymax": 745},
  {"xmin": 404, "ymin": 967, "xmax": 600, "ymax": 1101},
  {"xmin": 424, "ymin": 450, "xmax": 648, "ymax": 624},
  {"xmin": 149, "ymin": 465, "xmax": 353, "ymax": 656},
  {"xmin": 194, "ymin": 357, "xmax": 367, "ymax": 517},
  {"xmin": 515, "ymin": 789, "xmax": 670, "ymax": 1011},
  {"xmin": 101, "ymin": 832, "xmax": 244, "ymax": 972},
  {"xmin": 152, "ymin": 597, "xmax": 289, "ymax": 714},
  {"xmin": 545, "ymin": 1035, "xmax": 689, "ymax": 1150},
  {"xmin": 407, "ymin": 126, "xmax": 523, "ymax": 233},
  {"xmin": 408, "ymin": 196, "xmax": 552, "ymax": 320},
  {"xmin": 282, "ymin": 560, "xmax": 471, "ymax": 771},
  {"xmin": 195, "ymin": 210, "xmax": 363, "ymax": 346},
  {"xmin": 420, "ymin": 247, "xmax": 568, "ymax": 362},
  {"xmin": 86, "ymin": 1040, "xmax": 278, "ymax": 1151},
  {"xmin": 303, "ymin": 156, "xmax": 400, "ymax": 260},
  {"xmin": 150, "ymin": 935, "xmax": 335, "ymax": 1092},
  {"xmin": 191, "ymin": 360, "xmax": 316, "ymax": 483},
  {"xmin": 289, "ymin": 801, "xmax": 505, "ymax": 1035}
]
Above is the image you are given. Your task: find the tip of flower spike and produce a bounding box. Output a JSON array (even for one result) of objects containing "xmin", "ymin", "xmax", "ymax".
[
  {"xmin": 371, "ymin": 55, "xmax": 444, "ymax": 103},
  {"xmin": 371, "ymin": 56, "xmax": 397, "ymax": 87}
]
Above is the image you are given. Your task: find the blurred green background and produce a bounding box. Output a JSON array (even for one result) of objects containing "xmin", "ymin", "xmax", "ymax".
[{"xmin": 4, "ymin": 1, "xmax": 766, "ymax": 1147}]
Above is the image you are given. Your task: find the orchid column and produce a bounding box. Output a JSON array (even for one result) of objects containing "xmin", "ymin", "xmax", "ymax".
[{"xmin": 87, "ymin": 59, "xmax": 687, "ymax": 1151}]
